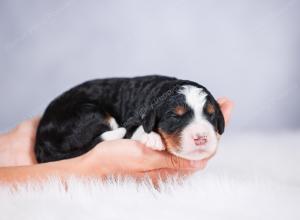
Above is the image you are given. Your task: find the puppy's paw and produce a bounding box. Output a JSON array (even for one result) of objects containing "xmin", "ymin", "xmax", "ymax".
[
  {"xmin": 131, "ymin": 126, "xmax": 165, "ymax": 150},
  {"xmin": 101, "ymin": 127, "xmax": 126, "ymax": 141},
  {"xmin": 140, "ymin": 132, "xmax": 165, "ymax": 151}
]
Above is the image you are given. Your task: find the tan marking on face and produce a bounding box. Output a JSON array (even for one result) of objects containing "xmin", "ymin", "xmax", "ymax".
[
  {"xmin": 158, "ymin": 128, "xmax": 182, "ymax": 152},
  {"xmin": 104, "ymin": 113, "xmax": 112, "ymax": 123},
  {"xmin": 175, "ymin": 105, "xmax": 187, "ymax": 116},
  {"xmin": 206, "ymin": 103, "xmax": 215, "ymax": 114}
]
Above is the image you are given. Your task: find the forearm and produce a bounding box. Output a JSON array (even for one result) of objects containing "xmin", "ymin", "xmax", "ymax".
[{"xmin": 0, "ymin": 157, "xmax": 91, "ymax": 185}]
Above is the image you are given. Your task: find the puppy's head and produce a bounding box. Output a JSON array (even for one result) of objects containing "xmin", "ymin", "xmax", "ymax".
[{"xmin": 142, "ymin": 84, "xmax": 224, "ymax": 160}]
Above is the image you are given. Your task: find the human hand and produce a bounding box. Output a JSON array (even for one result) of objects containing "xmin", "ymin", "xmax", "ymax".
[
  {"xmin": 0, "ymin": 117, "xmax": 40, "ymax": 166},
  {"xmin": 217, "ymin": 97, "xmax": 234, "ymax": 126}
]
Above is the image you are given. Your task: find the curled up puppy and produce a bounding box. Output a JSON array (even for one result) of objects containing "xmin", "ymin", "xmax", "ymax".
[{"xmin": 35, "ymin": 75, "xmax": 225, "ymax": 163}]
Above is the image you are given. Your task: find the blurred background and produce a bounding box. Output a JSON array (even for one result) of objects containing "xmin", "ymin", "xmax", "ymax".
[{"xmin": 0, "ymin": 0, "xmax": 299, "ymax": 133}]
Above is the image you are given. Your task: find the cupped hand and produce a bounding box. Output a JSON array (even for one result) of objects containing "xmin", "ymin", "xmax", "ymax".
[
  {"xmin": 0, "ymin": 117, "xmax": 40, "ymax": 166},
  {"xmin": 78, "ymin": 139, "xmax": 205, "ymax": 182}
]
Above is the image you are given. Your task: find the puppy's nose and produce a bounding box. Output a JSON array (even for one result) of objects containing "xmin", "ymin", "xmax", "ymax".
[{"xmin": 193, "ymin": 134, "xmax": 208, "ymax": 146}]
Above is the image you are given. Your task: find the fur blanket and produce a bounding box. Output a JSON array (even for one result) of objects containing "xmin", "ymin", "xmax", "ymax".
[{"xmin": 1, "ymin": 132, "xmax": 299, "ymax": 220}]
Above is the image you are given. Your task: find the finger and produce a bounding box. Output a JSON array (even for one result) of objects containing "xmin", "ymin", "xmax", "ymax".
[
  {"xmin": 147, "ymin": 151, "xmax": 191, "ymax": 170},
  {"xmin": 114, "ymin": 169, "xmax": 174, "ymax": 186},
  {"xmin": 14, "ymin": 116, "xmax": 41, "ymax": 134},
  {"xmin": 197, "ymin": 158, "xmax": 208, "ymax": 169},
  {"xmin": 110, "ymin": 140, "xmax": 206, "ymax": 172},
  {"xmin": 216, "ymin": 97, "xmax": 228, "ymax": 105},
  {"xmin": 30, "ymin": 116, "xmax": 41, "ymax": 127},
  {"xmin": 153, "ymin": 151, "xmax": 207, "ymax": 170},
  {"xmin": 134, "ymin": 168, "xmax": 194, "ymax": 187},
  {"xmin": 217, "ymin": 97, "xmax": 234, "ymax": 126}
]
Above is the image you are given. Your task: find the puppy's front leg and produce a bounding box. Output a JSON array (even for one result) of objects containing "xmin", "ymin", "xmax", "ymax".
[
  {"xmin": 131, "ymin": 126, "xmax": 165, "ymax": 151},
  {"xmin": 101, "ymin": 127, "xmax": 127, "ymax": 141}
]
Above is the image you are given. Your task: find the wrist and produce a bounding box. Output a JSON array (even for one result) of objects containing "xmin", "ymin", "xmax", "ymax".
[{"xmin": 71, "ymin": 149, "xmax": 109, "ymax": 179}]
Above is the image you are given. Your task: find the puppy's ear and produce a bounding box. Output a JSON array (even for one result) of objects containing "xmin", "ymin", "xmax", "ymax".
[
  {"xmin": 216, "ymin": 104, "xmax": 225, "ymax": 135},
  {"xmin": 141, "ymin": 109, "xmax": 157, "ymax": 133},
  {"xmin": 205, "ymin": 96, "xmax": 225, "ymax": 135}
]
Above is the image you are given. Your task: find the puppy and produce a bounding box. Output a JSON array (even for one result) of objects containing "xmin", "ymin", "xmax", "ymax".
[{"xmin": 35, "ymin": 75, "xmax": 225, "ymax": 163}]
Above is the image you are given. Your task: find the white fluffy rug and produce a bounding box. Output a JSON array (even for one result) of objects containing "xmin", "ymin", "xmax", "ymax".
[{"xmin": 1, "ymin": 132, "xmax": 300, "ymax": 220}]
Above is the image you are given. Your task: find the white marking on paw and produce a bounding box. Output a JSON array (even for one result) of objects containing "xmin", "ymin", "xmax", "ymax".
[
  {"xmin": 131, "ymin": 126, "xmax": 165, "ymax": 151},
  {"xmin": 131, "ymin": 126, "xmax": 145, "ymax": 140},
  {"xmin": 108, "ymin": 117, "xmax": 119, "ymax": 130},
  {"xmin": 101, "ymin": 127, "xmax": 126, "ymax": 141},
  {"xmin": 141, "ymin": 132, "xmax": 165, "ymax": 151}
]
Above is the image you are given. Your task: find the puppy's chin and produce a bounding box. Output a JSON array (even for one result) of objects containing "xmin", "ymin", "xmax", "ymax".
[
  {"xmin": 168, "ymin": 133, "xmax": 219, "ymax": 161},
  {"xmin": 169, "ymin": 145, "xmax": 218, "ymax": 161},
  {"xmin": 170, "ymin": 146, "xmax": 218, "ymax": 161}
]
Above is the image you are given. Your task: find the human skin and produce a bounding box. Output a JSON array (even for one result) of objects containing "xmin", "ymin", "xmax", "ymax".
[{"xmin": 0, "ymin": 98, "xmax": 233, "ymax": 185}]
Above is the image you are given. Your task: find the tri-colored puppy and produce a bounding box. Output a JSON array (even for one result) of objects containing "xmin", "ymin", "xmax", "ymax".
[{"xmin": 35, "ymin": 75, "xmax": 225, "ymax": 163}]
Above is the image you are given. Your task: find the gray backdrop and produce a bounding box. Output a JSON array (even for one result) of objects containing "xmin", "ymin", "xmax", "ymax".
[{"xmin": 1, "ymin": 0, "xmax": 299, "ymax": 132}]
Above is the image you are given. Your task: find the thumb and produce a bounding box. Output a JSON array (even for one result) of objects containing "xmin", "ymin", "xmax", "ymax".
[
  {"xmin": 163, "ymin": 153, "xmax": 206, "ymax": 170},
  {"xmin": 217, "ymin": 97, "xmax": 234, "ymax": 126}
]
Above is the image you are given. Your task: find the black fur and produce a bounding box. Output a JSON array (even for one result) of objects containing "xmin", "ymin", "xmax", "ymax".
[{"xmin": 35, "ymin": 75, "xmax": 224, "ymax": 163}]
